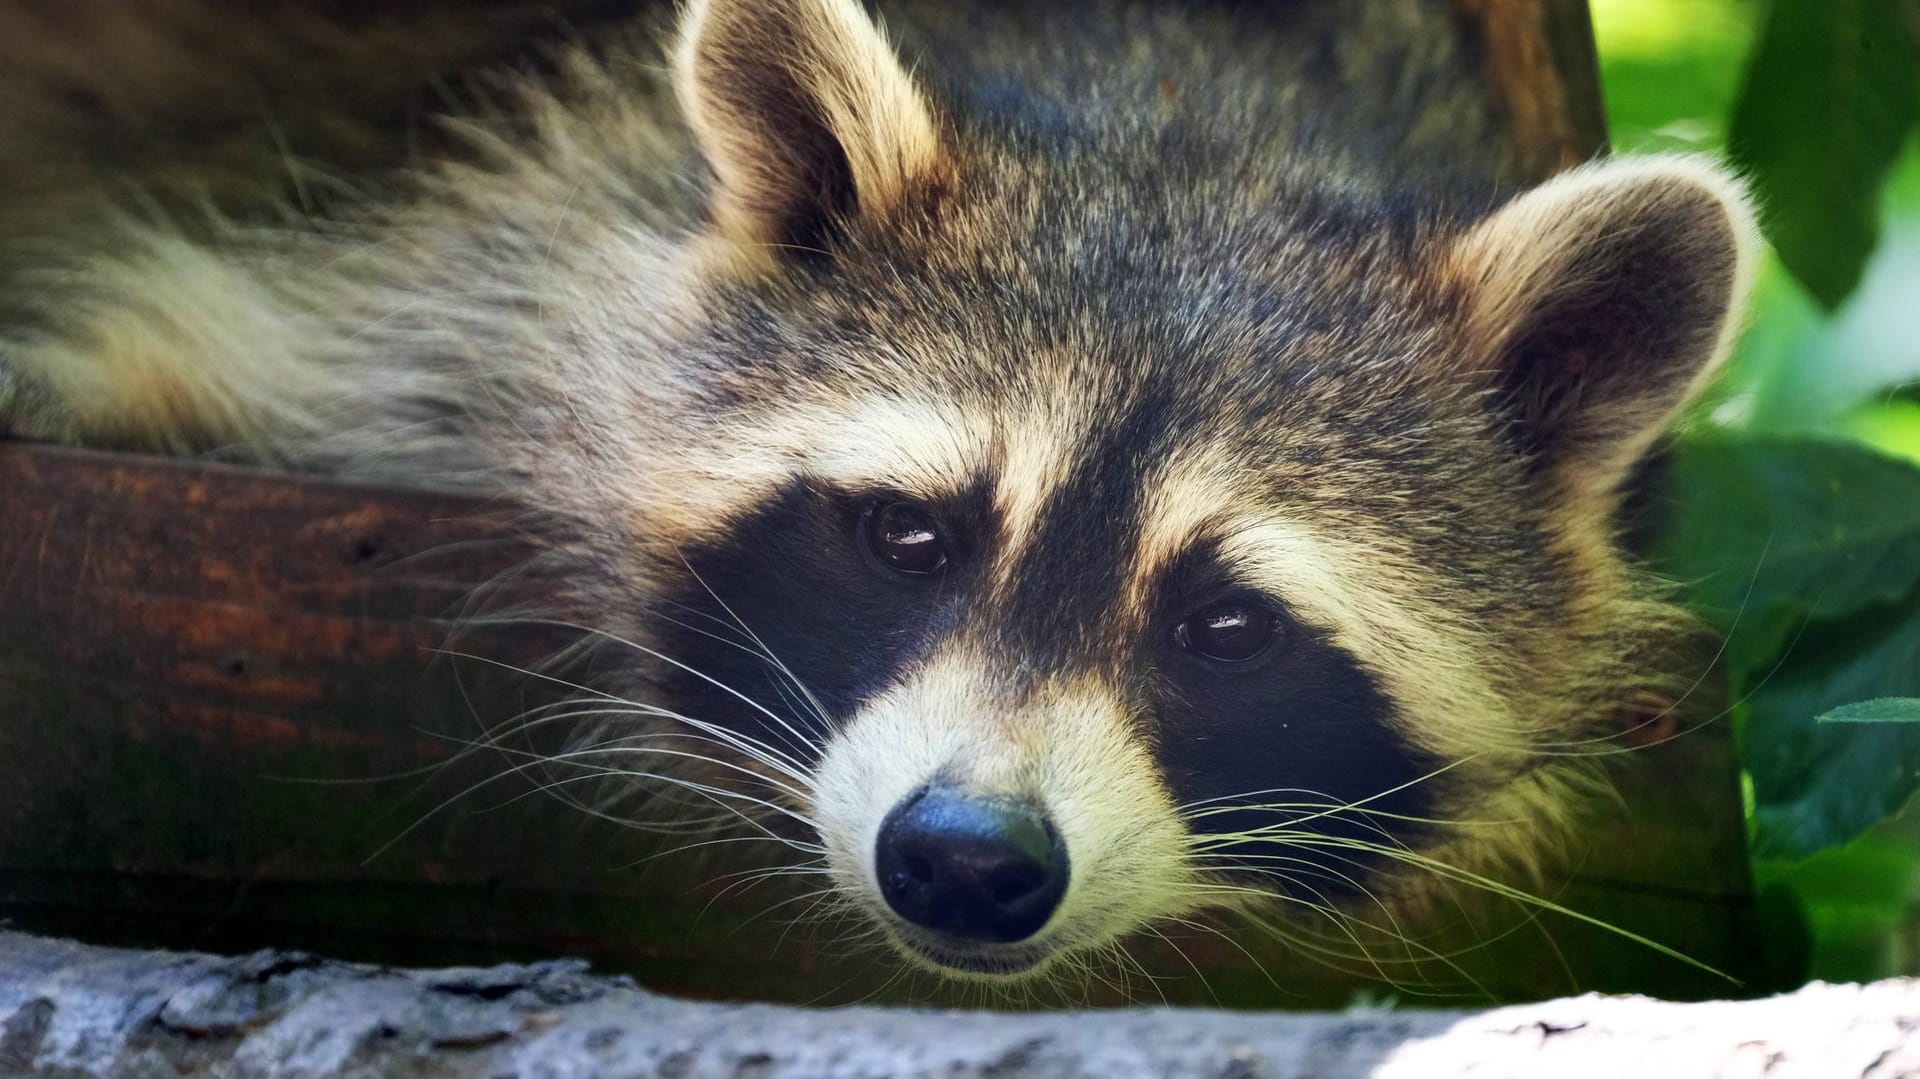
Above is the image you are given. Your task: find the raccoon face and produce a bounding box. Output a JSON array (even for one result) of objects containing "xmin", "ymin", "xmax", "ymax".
[{"xmin": 607, "ymin": 0, "xmax": 1756, "ymax": 980}]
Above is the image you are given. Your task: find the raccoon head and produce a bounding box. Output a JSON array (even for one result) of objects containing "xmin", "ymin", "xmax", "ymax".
[{"xmin": 604, "ymin": 0, "xmax": 1757, "ymax": 981}]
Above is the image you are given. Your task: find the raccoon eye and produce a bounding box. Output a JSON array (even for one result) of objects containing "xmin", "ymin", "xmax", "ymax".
[
  {"xmin": 1177, "ymin": 597, "xmax": 1281, "ymax": 666},
  {"xmin": 863, "ymin": 501, "xmax": 949, "ymax": 575}
]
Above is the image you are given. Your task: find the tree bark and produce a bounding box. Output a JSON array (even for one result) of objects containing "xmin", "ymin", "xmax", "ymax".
[{"xmin": 0, "ymin": 931, "xmax": 1912, "ymax": 1079}]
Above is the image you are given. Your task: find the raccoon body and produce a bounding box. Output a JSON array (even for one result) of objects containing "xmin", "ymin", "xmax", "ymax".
[{"xmin": 0, "ymin": 0, "xmax": 1756, "ymax": 983}]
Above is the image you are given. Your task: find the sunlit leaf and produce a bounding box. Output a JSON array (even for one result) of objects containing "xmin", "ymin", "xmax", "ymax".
[
  {"xmin": 1818, "ymin": 697, "xmax": 1920, "ymax": 723},
  {"xmin": 1653, "ymin": 436, "xmax": 1920, "ymax": 858}
]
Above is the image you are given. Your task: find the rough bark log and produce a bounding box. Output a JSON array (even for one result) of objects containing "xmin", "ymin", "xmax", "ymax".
[{"xmin": 0, "ymin": 931, "xmax": 1911, "ymax": 1079}]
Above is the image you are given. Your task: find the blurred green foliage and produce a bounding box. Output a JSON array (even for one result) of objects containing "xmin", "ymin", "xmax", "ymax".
[{"xmin": 1594, "ymin": 0, "xmax": 1920, "ymax": 987}]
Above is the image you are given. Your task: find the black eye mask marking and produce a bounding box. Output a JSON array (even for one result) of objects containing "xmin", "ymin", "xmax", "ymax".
[
  {"xmin": 663, "ymin": 466, "xmax": 1435, "ymax": 907},
  {"xmin": 663, "ymin": 478, "xmax": 995, "ymax": 762},
  {"xmin": 1149, "ymin": 555, "xmax": 1440, "ymax": 899}
]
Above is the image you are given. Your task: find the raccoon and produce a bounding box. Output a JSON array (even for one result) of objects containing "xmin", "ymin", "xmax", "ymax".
[{"xmin": 0, "ymin": 0, "xmax": 1755, "ymax": 984}]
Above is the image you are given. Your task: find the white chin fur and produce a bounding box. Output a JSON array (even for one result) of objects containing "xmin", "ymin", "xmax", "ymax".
[{"xmin": 810, "ymin": 646, "xmax": 1194, "ymax": 979}]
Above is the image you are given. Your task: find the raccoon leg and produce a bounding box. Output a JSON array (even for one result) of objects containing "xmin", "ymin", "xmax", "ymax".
[{"xmin": 0, "ymin": 218, "xmax": 349, "ymax": 458}]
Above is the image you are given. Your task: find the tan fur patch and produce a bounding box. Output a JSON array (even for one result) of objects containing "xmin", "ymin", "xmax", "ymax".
[{"xmin": 675, "ymin": 0, "xmax": 944, "ymax": 254}]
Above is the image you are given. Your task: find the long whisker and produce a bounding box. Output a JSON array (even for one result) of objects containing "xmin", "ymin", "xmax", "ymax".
[
  {"xmin": 442, "ymin": 697, "xmax": 815, "ymax": 793},
  {"xmin": 1163, "ymin": 914, "xmax": 1289, "ymax": 997},
  {"xmin": 1188, "ymin": 880, "xmax": 1468, "ymax": 994},
  {"xmin": 459, "ymin": 620, "xmax": 826, "ymax": 764},
  {"xmin": 1175, "ymin": 755, "xmax": 1474, "ymax": 822},
  {"xmin": 642, "ymin": 608, "xmax": 824, "ymax": 762},
  {"xmin": 678, "ymin": 559, "xmax": 837, "ymax": 733},
  {"xmin": 523, "ymin": 748, "xmax": 818, "ymax": 829},
  {"xmin": 363, "ymin": 728, "xmax": 816, "ymax": 863},
  {"xmin": 1528, "ymin": 602, "xmax": 1818, "ymax": 759},
  {"xmin": 1534, "ymin": 530, "xmax": 1785, "ymax": 755},
  {"xmin": 1190, "ymin": 882, "xmax": 1491, "ymax": 997},
  {"xmin": 1139, "ymin": 924, "xmax": 1214, "ymax": 1005},
  {"xmin": 1215, "ymin": 831, "xmax": 1732, "ymax": 982},
  {"xmin": 423, "ymin": 647, "xmax": 817, "ymax": 781},
  {"xmin": 490, "ymin": 709, "xmax": 817, "ymax": 799}
]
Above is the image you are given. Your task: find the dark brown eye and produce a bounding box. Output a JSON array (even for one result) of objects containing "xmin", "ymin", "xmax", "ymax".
[
  {"xmin": 1177, "ymin": 597, "xmax": 1281, "ymax": 665},
  {"xmin": 864, "ymin": 501, "xmax": 949, "ymax": 575}
]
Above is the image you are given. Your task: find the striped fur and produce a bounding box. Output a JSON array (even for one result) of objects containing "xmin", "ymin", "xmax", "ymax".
[{"xmin": 0, "ymin": 0, "xmax": 1755, "ymax": 986}]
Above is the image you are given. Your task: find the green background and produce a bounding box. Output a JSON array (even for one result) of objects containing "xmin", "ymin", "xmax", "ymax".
[{"xmin": 1596, "ymin": 0, "xmax": 1920, "ymax": 988}]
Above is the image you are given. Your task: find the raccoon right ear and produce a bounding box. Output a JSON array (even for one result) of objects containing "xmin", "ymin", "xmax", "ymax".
[
  {"xmin": 674, "ymin": 0, "xmax": 944, "ymax": 256},
  {"xmin": 1444, "ymin": 156, "xmax": 1758, "ymax": 505}
]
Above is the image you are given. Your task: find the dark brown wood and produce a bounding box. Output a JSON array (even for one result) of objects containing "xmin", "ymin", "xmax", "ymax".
[{"xmin": 1455, "ymin": 0, "xmax": 1612, "ymax": 179}]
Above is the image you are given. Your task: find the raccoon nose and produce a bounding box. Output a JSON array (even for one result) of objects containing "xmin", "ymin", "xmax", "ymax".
[{"xmin": 874, "ymin": 786, "xmax": 1069, "ymax": 944}]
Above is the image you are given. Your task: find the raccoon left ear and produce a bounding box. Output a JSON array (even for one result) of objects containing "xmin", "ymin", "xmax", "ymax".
[
  {"xmin": 1444, "ymin": 156, "xmax": 1758, "ymax": 502},
  {"xmin": 674, "ymin": 0, "xmax": 944, "ymax": 256}
]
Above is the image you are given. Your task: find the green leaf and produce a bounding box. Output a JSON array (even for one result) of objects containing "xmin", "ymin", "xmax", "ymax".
[
  {"xmin": 1651, "ymin": 435, "xmax": 1920, "ymax": 859},
  {"xmin": 1744, "ymin": 600, "xmax": 1920, "ymax": 859},
  {"xmin": 1818, "ymin": 697, "xmax": 1920, "ymax": 723},
  {"xmin": 1841, "ymin": 398, "xmax": 1920, "ymax": 466},
  {"xmin": 1728, "ymin": 0, "xmax": 1920, "ymax": 309},
  {"xmin": 1652, "ymin": 436, "xmax": 1920, "ymax": 674}
]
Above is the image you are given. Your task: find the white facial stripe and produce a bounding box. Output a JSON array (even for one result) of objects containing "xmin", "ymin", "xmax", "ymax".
[
  {"xmin": 990, "ymin": 408, "xmax": 1082, "ymax": 574},
  {"xmin": 1126, "ymin": 448, "xmax": 1244, "ymax": 612},
  {"xmin": 632, "ymin": 392, "xmax": 993, "ymax": 545},
  {"xmin": 639, "ymin": 387, "xmax": 1087, "ymax": 590},
  {"xmin": 804, "ymin": 395, "xmax": 993, "ymax": 496},
  {"xmin": 810, "ymin": 648, "xmax": 1194, "ymax": 976},
  {"xmin": 800, "ymin": 398, "xmax": 1085, "ymax": 551}
]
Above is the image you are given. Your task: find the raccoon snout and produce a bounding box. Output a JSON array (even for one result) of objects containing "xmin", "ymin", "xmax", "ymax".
[{"xmin": 873, "ymin": 786, "xmax": 1069, "ymax": 944}]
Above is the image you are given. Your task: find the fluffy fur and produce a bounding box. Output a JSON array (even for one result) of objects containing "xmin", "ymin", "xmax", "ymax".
[{"xmin": 0, "ymin": 0, "xmax": 1755, "ymax": 987}]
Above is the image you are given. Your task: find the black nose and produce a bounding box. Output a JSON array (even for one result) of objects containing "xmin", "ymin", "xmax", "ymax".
[{"xmin": 874, "ymin": 786, "xmax": 1069, "ymax": 943}]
